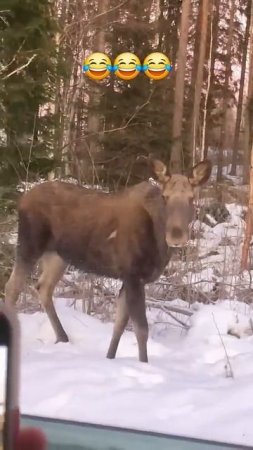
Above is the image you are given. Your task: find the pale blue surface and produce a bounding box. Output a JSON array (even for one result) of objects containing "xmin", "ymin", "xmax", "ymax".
[{"xmin": 21, "ymin": 415, "xmax": 250, "ymax": 450}]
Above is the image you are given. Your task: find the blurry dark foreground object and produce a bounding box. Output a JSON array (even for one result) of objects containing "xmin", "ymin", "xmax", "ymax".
[{"xmin": 16, "ymin": 427, "xmax": 47, "ymax": 450}]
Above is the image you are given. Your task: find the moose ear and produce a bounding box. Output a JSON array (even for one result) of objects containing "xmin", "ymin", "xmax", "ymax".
[
  {"xmin": 189, "ymin": 160, "xmax": 212, "ymax": 186},
  {"xmin": 150, "ymin": 159, "xmax": 170, "ymax": 184}
]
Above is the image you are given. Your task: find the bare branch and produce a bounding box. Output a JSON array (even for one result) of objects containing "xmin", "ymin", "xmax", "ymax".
[
  {"xmin": 2, "ymin": 54, "xmax": 37, "ymax": 80},
  {"xmin": 0, "ymin": 40, "xmax": 26, "ymax": 75},
  {"xmin": 61, "ymin": 1, "xmax": 129, "ymax": 37},
  {"xmin": 146, "ymin": 299, "xmax": 193, "ymax": 317},
  {"xmin": 164, "ymin": 310, "xmax": 190, "ymax": 329},
  {"xmin": 103, "ymin": 89, "xmax": 155, "ymax": 135},
  {"xmin": 24, "ymin": 113, "xmax": 37, "ymax": 191},
  {"xmin": 60, "ymin": 89, "xmax": 155, "ymax": 156},
  {"xmin": 0, "ymin": 11, "xmax": 10, "ymax": 26}
]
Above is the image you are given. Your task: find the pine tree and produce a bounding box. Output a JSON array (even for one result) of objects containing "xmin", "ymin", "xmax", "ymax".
[
  {"xmin": 96, "ymin": 0, "xmax": 174, "ymax": 187},
  {"xmin": 0, "ymin": 0, "xmax": 59, "ymax": 197}
]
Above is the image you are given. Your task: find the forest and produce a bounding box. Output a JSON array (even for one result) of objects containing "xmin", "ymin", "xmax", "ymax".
[
  {"xmin": 1, "ymin": 1, "xmax": 253, "ymax": 445},
  {"xmin": 1, "ymin": 0, "xmax": 253, "ymax": 322}
]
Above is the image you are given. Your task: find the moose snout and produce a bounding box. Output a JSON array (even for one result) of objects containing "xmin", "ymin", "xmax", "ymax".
[
  {"xmin": 171, "ymin": 226, "xmax": 183, "ymax": 239},
  {"xmin": 166, "ymin": 225, "xmax": 189, "ymax": 248}
]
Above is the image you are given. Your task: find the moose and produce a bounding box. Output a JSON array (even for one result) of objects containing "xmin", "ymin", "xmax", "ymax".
[{"xmin": 5, "ymin": 158, "xmax": 212, "ymax": 362}]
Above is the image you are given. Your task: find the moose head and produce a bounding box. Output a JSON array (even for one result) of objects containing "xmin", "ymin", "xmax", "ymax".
[{"xmin": 151, "ymin": 159, "xmax": 212, "ymax": 247}]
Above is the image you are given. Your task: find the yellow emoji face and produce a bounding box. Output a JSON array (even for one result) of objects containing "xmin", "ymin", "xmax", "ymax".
[
  {"xmin": 143, "ymin": 52, "xmax": 172, "ymax": 80},
  {"xmin": 83, "ymin": 52, "xmax": 111, "ymax": 81},
  {"xmin": 114, "ymin": 52, "xmax": 141, "ymax": 80}
]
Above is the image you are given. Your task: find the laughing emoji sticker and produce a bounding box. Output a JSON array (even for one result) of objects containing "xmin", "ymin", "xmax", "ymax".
[
  {"xmin": 143, "ymin": 52, "xmax": 172, "ymax": 80},
  {"xmin": 114, "ymin": 52, "xmax": 141, "ymax": 80},
  {"xmin": 83, "ymin": 52, "xmax": 112, "ymax": 80}
]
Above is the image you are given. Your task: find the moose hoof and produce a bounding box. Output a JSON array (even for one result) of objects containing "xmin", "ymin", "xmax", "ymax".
[
  {"xmin": 106, "ymin": 352, "xmax": 116, "ymax": 360},
  {"xmin": 139, "ymin": 354, "xmax": 148, "ymax": 363},
  {"xmin": 55, "ymin": 334, "xmax": 69, "ymax": 344}
]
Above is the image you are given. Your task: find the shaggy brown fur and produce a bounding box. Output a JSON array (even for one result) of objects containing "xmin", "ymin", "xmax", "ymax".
[{"xmin": 5, "ymin": 159, "xmax": 212, "ymax": 362}]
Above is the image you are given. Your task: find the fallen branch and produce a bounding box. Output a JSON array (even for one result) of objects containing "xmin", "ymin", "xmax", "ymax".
[
  {"xmin": 146, "ymin": 298, "xmax": 193, "ymax": 317},
  {"xmin": 163, "ymin": 310, "xmax": 190, "ymax": 329}
]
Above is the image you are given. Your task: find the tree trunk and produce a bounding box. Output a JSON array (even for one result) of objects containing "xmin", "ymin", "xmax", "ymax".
[
  {"xmin": 170, "ymin": 0, "xmax": 191, "ymax": 173},
  {"xmin": 230, "ymin": 0, "xmax": 251, "ymax": 176},
  {"xmin": 241, "ymin": 141, "xmax": 253, "ymax": 271},
  {"xmin": 51, "ymin": 0, "xmax": 80, "ymax": 179},
  {"xmin": 216, "ymin": 0, "xmax": 235, "ymax": 183},
  {"xmin": 190, "ymin": 0, "xmax": 209, "ymax": 164},
  {"xmin": 85, "ymin": 0, "xmax": 109, "ymax": 185},
  {"xmin": 53, "ymin": 0, "xmax": 67, "ymax": 176},
  {"xmin": 243, "ymin": 2, "xmax": 253, "ymax": 184},
  {"xmin": 190, "ymin": 0, "xmax": 203, "ymax": 89},
  {"xmin": 202, "ymin": 0, "xmax": 220, "ymax": 157},
  {"xmin": 200, "ymin": 0, "xmax": 213, "ymax": 159},
  {"xmin": 186, "ymin": 0, "xmax": 201, "ymax": 161}
]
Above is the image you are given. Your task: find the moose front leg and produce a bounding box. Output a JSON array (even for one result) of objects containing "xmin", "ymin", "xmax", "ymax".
[
  {"xmin": 125, "ymin": 278, "xmax": 148, "ymax": 363},
  {"xmin": 107, "ymin": 284, "xmax": 129, "ymax": 359}
]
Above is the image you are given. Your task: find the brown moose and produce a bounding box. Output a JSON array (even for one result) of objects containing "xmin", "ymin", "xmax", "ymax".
[{"xmin": 5, "ymin": 159, "xmax": 212, "ymax": 362}]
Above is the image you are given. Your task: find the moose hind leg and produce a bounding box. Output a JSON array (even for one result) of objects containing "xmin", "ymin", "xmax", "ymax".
[
  {"xmin": 5, "ymin": 259, "xmax": 32, "ymax": 305},
  {"xmin": 37, "ymin": 252, "xmax": 68, "ymax": 343},
  {"xmin": 125, "ymin": 278, "xmax": 148, "ymax": 363},
  {"xmin": 107, "ymin": 285, "xmax": 129, "ymax": 359}
]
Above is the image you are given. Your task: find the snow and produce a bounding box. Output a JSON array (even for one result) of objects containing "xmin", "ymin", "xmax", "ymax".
[
  {"xmin": 181, "ymin": 202, "xmax": 250, "ymax": 300},
  {"xmin": 4, "ymin": 165, "xmax": 252, "ymax": 446},
  {"xmin": 19, "ymin": 298, "xmax": 253, "ymax": 447}
]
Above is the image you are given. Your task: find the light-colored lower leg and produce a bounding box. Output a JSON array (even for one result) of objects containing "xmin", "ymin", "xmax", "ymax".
[
  {"xmin": 132, "ymin": 321, "xmax": 148, "ymax": 363},
  {"xmin": 5, "ymin": 260, "xmax": 31, "ymax": 305},
  {"xmin": 37, "ymin": 252, "xmax": 68, "ymax": 343},
  {"xmin": 107, "ymin": 286, "xmax": 129, "ymax": 359}
]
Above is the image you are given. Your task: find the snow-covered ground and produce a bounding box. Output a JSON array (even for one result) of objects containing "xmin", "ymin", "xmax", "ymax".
[
  {"xmin": 3, "ymin": 170, "xmax": 252, "ymax": 446},
  {"xmin": 19, "ymin": 298, "xmax": 253, "ymax": 447}
]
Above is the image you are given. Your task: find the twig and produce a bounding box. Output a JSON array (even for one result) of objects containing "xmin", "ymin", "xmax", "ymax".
[
  {"xmin": 212, "ymin": 313, "xmax": 234, "ymax": 378},
  {"xmin": 156, "ymin": 279, "xmax": 247, "ymax": 288},
  {"xmin": 0, "ymin": 220, "xmax": 15, "ymax": 226},
  {"xmin": 146, "ymin": 299, "xmax": 193, "ymax": 317},
  {"xmin": 0, "ymin": 9, "xmax": 11, "ymax": 26},
  {"xmin": 59, "ymin": 91, "xmax": 155, "ymax": 155},
  {"xmin": 103, "ymin": 88, "xmax": 155, "ymax": 135},
  {"xmin": 0, "ymin": 40, "xmax": 26, "ymax": 74},
  {"xmin": 164, "ymin": 310, "xmax": 190, "ymax": 329},
  {"xmin": 61, "ymin": 1, "xmax": 129, "ymax": 37},
  {"xmin": 3, "ymin": 54, "xmax": 37, "ymax": 79},
  {"xmin": 153, "ymin": 320, "xmax": 185, "ymax": 329},
  {"xmin": 24, "ymin": 113, "xmax": 37, "ymax": 190}
]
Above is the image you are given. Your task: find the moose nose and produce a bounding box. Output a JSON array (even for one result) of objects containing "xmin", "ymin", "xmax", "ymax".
[{"xmin": 171, "ymin": 226, "xmax": 183, "ymax": 239}]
